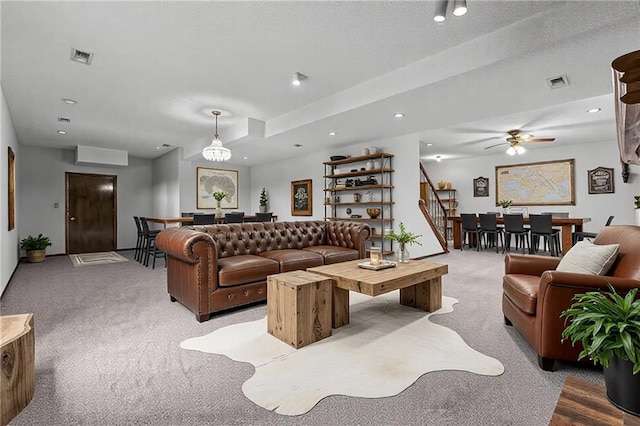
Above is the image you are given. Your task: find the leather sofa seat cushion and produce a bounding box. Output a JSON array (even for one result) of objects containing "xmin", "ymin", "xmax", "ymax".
[
  {"xmin": 503, "ymin": 274, "xmax": 539, "ymax": 315},
  {"xmin": 218, "ymin": 255, "xmax": 279, "ymax": 287},
  {"xmin": 259, "ymin": 249, "xmax": 324, "ymax": 272},
  {"xmin": 302, "ymin": 245, "xmax": 359, "ymax": 264}
]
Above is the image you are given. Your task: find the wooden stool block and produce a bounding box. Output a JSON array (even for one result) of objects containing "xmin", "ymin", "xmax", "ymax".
[
  {"xmin": 1, "ymin": 314, "xmax": 35, "ymax": 426},
  {"xmin": 267, "ymin": 271, "xmax": 332, "ymax": 348}
]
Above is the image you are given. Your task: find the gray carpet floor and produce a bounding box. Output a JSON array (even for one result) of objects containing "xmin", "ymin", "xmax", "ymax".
[{"xmin": 1, "ymin": 248, "xmax": 604, "ymax": 425}]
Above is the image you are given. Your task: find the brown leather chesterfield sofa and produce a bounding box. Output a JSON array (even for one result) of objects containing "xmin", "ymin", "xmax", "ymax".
[
  {"xmin": 156, "ymin": 221, "xmax": 370, "ymax": 322},
  {"xmin": 502, "ymin": 225, "xmax": 640, "ymax": 371}
]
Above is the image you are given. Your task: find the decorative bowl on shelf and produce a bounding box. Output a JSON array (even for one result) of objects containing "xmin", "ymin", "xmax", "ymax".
[
  {"xmin": 366, "ymin": 208, "xmax": 381, "ymax": 219},
  {"xmin": 330, "ymin": 155, "xmax": 347, "ymax": 161}
]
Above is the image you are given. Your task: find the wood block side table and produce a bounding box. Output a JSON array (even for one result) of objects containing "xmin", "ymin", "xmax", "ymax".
[
  {"xmin": 1, "ymin": 313, "xmax": 35, "ymax": 426},
  {"xmin": 550, "ymin": 376, "xmax": 640, "ymax": 426},
  {"xmin": 267, "ymin": 271, "xmax": 332, "ymax": 349}
]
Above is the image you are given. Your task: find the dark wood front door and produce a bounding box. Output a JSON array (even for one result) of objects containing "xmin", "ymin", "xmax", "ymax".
[{"xmin": 66, "ymin": 172, "xmax": 117, "ymax": 254}]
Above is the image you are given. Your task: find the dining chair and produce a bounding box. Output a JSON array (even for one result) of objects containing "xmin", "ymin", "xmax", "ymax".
[
  {"xmin": 479, "ymin": 213, "xmax": 504, "ymax": 253},
  {"xmin": 254, "ymin": 212, "xmax": 273, "ymax": 222},
  {"xmin": 133, "ymin": 216, "xmax": 144, "ymax": 263},
  {"xmin": 503, "ymin": 214, "xmax": 530, "ymax": 254},
  {"xmin": 460, "ymin": 213, "xmax": 482, "ymax": 251},
  {"xmin": 139, "ymin": 217, "xmax": 165, "ymax": 268},
  {"xmin": 192, "ymin": 214, "xmax": 216, "ymax": 225},
  {"xmin": 224, "ymin": 212, "xmax": 245, "ymax": 223},
  {"xmin": 529, "ymin": 214, "xmax": 561, "ymax": 257},
  {"xmin": 572, "ymin": 215, "xmax": 614, "ymax": 244}
]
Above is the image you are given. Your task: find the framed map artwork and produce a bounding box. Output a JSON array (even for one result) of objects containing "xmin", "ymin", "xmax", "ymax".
[
  {"xmin": 291, "ymin": 179, "xmax": 312, "ymax": 216},
  {"xmin": 495, "ymin": 159, "xmax": 575, "ymax": 206},
  {"xmin": 197, "ymin": 167, "xmax": 238, "ymax": 209}
]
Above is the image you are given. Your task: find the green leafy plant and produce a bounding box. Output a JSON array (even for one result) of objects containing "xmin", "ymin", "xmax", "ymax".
[
  {"xmin": 634, "ymin": 195, "xmax": 640, "ymax": 209},
  {"xmin": 20, "ymin": 234, "xmax": 52, "ymax": 251},
  {"xmin": 384, "ymin": 222, "xmax": 422, "ymax": 246},
  {"xmin": 561, "ymin": 285, "xmax": 640, "ymax": 374},
  {"xmin": 259, "ymin": 188, "xmax": 268, "ymax": 207},
  {"xmin": 498, "ymin": 199, "xmax": 512, "ymax": 208},
  {"xmin": 212, "ymin": 191, "xmax": 226, "ymax": 202}
]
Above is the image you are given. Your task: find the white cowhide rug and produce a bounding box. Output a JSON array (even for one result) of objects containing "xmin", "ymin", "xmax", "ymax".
[{"xmin": 181, "ymin": 291, "xmax": 504, "ymax": 416}]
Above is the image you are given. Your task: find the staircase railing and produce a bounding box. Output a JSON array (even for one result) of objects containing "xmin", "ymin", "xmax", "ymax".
[{"xmin": 419, "ymin": 162, "xmax": 449, "ymax": 253}]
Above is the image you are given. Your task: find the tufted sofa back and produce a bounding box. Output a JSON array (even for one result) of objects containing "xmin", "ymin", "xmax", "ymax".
[{"xmin": 189, "ymin": 221, "xmax": 360, "ymax": 259}]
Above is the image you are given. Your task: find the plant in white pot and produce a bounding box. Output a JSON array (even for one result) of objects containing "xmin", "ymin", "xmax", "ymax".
[
  {"xmin": 259, "ymin": 188, "xmax": 268, "ymax": 213},
  {"xmin": 561, "ymin": 285, "xmax": 640, "ymax": 416},
  {"xmin": 212, "ymin": 191, "xmax": 226, "ymax": 218},
  {"xmin": 20, "ymin": 234, "xmax": 52, "ymax": 263},
  {"xmin": 634, "ymin": 195, "xmax": 640, "ymax": 226},
  {"xmin": 384, "ymin": 222, "xmax": 422, "ymax": 263}
]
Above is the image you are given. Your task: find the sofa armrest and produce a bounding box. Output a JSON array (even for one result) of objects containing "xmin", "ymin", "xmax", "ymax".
[
  {"xmin": 504, "ymin": 254, "xmax": 561, "ymax": 276},
  {"xmin": 534, "ymin": 271, "xmax": 640, "ymax": 359},
  {"xmin": 325, "ymin": 221, "xmax": 371, "ymax": 258}
]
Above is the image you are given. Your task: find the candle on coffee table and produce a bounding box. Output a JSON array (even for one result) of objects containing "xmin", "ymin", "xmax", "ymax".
[{"xmin": 369, "ymin": 247, "xmax": 382, "ymax": 265}]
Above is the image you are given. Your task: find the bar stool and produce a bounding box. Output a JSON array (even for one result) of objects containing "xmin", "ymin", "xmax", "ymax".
[
  {"xmin": 139, "ymin": 217, "xmax": 165, "ymax": 268},
  {"xmin": 133, "ymin": 216, "xmax": 144, "ymax": 262}
]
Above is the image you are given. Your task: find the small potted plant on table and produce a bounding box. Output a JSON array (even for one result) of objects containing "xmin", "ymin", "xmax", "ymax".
[
  {"xmin": 385, "ymin": 222, "xmax": 422, "ymax": 263},
  {"xmin": 561, "ymin": 286, "xmax": 640, "ymax": 416},
  {"xmin": 259, "ymin": 188, "xmax": 268, "ymax": 213},
  {"xmin": 498, "ymin": 199, "xmax": 512, "ymax": 214},
  {"xmin": 20, "ymin": 234, "xmax": 52, "ymax": 263},
  {"xmin": 213, "ymin": 191, "xmax": 226, "ymax": 218}
]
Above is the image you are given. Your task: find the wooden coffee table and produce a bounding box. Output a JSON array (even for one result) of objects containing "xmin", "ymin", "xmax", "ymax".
[{"xmin": 308, "ymin": 259, "xmax": 448, "ymax": 328}]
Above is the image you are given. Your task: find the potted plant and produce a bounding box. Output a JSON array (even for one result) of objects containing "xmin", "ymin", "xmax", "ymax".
[
  {"xmin": 259, "ymin": 188, "xmax": 268, "ymax": 213},
  {"xmin": 385, "ymin": 222, "xmax": 422, "ymax": 263},
  {"xmin": 20, "ymin": 234, "xmax": 52, "ymax": 263},
  {"xmin": 498, "ymin": 199, "xmax": 512, "ymax": 214},
  {"xmin": 634, "ymin": 195, "xmax": 640, "ymax": 225},
  {"xmin": 213, "ymin": 191, "xmax": 226, "ymax": 218},
  {"xmin": 561, "ymin": 286, "xmax": 640, "ymax": 415}
]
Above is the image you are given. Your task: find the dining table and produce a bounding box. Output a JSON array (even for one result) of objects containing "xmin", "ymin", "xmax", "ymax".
[{"xmin": 449, "ymin": 216, "xmax": 591, "ymax": 255}]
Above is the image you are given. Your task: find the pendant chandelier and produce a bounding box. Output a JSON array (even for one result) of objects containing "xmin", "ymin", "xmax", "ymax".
[{"xmin": 202, "ymin": 111, "xmax": 231, "ymax": 162}]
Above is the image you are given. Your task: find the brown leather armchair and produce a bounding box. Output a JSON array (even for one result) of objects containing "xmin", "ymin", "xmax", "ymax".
[{"xmin": 502, "ymin": 225, "xmax": 640, "ymax": 371}]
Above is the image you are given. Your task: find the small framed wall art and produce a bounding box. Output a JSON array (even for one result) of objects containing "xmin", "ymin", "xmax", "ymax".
[
  {"xmin": 473, "ymin": 176, "xmax": 489, "ymax": 197},
  {"xmin": 587, "ymin": 167, "xmax": 614, "ymax": 194},
  {"xmin": 291, "ymin": 179, "xmax": 312, "ymax": 216}
]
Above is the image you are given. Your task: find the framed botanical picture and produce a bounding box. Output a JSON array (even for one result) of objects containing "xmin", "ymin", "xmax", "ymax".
[
  {"xmin": 473, "ymin": 176, "xmax": 489, "ymax": 197},
  {"xmin": 197, "ymin": 167, "xmax": 238, "ymax": 209},
  {"xmin": 587, "ymin": 167, "xmax": 614, "ymax": 194},
  {"xmin": 291, "ymin": 179, "xmax": 312, "ymax": 216}
]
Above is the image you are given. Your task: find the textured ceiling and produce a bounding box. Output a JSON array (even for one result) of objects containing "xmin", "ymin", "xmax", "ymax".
[{"xmin": 1, "ymin": 1, "xmax": 639, "ymax": 164}]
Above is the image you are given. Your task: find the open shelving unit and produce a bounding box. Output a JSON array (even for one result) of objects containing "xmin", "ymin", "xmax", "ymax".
[{"xmin": 323, "ymin": 152, "xmax": 394, "ymax": 256}]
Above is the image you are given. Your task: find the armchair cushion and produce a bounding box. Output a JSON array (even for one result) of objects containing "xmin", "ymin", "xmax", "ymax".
[{"xmin": 556, "ymin": 240, "xmax": 619, "ymax": 276}]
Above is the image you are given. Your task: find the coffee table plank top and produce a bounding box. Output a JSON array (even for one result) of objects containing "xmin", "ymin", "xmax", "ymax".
[{"xmin": 308, "ymin": 260, "xmax": 448, "ymax": 297}]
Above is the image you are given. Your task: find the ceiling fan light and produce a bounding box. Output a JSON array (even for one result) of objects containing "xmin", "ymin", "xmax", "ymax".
[
  {"xmin": 516, "ymin": 145, "xmax": 526, "ymax": 155},
  {"xmin": 453, "ymin": 0, "xmax": 467, "ymax": 16},
  {"xmin": 506, "ymin": 146, "xmax": 516, "ymax": 156}
]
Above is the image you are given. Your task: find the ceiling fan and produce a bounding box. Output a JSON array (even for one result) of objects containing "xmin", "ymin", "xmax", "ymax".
[{"xmin": 484, "ymin": 130, "xmax": 556, "ymax": 155}]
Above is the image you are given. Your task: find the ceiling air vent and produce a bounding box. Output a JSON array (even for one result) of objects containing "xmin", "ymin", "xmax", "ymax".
[
  {"xmin": 70, "ymin": 48, "xmax": 94, "ymax": 65},
  {"xmin": 546, "ymin": 74, "xmax": 569, "ymax": 89},
  {"xmin": 58, "ymin": 117, "xmax": 71, "ymax": 123}
]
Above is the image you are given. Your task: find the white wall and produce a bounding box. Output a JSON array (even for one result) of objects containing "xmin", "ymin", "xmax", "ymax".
[
  {"xmin": 152, "ymin": 149, "xmax": 181, "ymax": 218},
  {"xmin": 18, "ymin": 146, "xmax": 153, "ymax": 255},
  {"xmin": 424, "ymin": 139, "xmax": 640, "ymax": 233},
  {"xmin": 1, "ymin": 84, "xmax": 20, "ymax": 295}
]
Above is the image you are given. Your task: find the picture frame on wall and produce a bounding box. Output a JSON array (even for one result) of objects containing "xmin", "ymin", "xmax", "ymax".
[
  {"xmin": 495, "ymin": 159, "xmax": 575, "ymax": 206},
  {"xmin": 473, "ymin": 176, "xmax": 489, "ymax": 197},
  {"xmin": 291, "ymin": 179, "xmax": 312, "ymax": 216},
  {"xmin": 587, "ymin": 167, "xmax": 614, "ymax": 194},
  {"xmin": 196, "ymin": 167, "xmax": 238, "ymax": 209},
  {"xmin": 8, "ymin": 147, "xmax": 15, "ymax": 231}
]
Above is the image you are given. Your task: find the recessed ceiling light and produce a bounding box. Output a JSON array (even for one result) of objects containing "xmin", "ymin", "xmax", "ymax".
[
  {"xmin": 393, "ymin": 112, "xmax": 405, "ymax": 118},
  {"xmin": 435, "ymin": 155, "xmax": 442, "ymax": 162},
  {"xmin": 292, "ymin": 72, "xmax": 307, "ymax": 86},
  {"xmin": 426, "ymin": 143, "xmax": 433, "ymax": 146},
  {"xmin": 243, "ymin": 156, "xmax": 249, "ymax": 160},
  {"xmin": 587, "ymin": 108, "xmax": 601, "ymax": 113},
  {"xmin": 57, "ymin": 130, "xmax": 67, "ymax": 135},
  {"xmin": 329, "ymin": 132, "xmax": 337, "ymax": 136},
  {"xmin": 62, "ymin": 98, "xmax": 77, "ymax": 104}
]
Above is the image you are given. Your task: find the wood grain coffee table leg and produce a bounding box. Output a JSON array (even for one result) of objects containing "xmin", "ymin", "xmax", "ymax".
[
  {"xmin": 399, "ymin": 277, "xmax": 442, "ymax": 312},
  {"xmin": 332, "ymin": 285, "xmax": 350, "ymax": 328}
]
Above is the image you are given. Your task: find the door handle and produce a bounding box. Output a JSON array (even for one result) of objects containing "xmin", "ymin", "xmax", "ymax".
[{"xmin": 70, "ymin": 217, "xmax": 77, "ymax": 221}]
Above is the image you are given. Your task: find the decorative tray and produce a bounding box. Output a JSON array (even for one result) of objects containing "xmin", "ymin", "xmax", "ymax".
[{"xmin": 357, "ymin": 261, "xmax": 397, "ymax": 270}]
